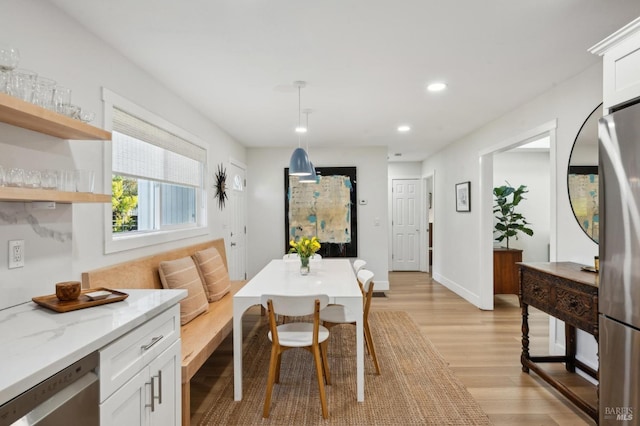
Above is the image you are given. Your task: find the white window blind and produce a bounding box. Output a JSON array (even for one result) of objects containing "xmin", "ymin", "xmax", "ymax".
[{"xmin": 112, "ymin": 108, "xmax": 206, "ymax": 187}]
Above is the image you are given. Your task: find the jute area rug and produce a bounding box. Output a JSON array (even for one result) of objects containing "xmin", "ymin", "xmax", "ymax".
[{"xmin": 199, "ymin": 310, "xmax": 491, "ymax": 425}]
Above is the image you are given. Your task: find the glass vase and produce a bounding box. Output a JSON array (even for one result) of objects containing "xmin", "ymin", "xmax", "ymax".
[{"xmin": 300, "ymin": 255, "xmax": 310, "ymax": 275}]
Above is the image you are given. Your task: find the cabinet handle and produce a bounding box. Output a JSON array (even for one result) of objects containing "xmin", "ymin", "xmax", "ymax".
[
  {"xmin": 145, "ymin": 378, "xmax": 156, "ymax": 412},
  {"xmin": 156, "ymin": 370, "xmax": 162, "ymax": 404},
  {"xmin": 141, "ymin": 335, "xmax": 163, "ymax": 351}
]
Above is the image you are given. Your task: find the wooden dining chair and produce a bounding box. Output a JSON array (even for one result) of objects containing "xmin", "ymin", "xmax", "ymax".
[
  {"xmin": 261, "ymin": 294, "xmax": 331, "ymax": 419},
  {"xmin": 352, "ymin": 259, "xmax": 367, "ymax": 273},
  {"xmin": 320, "ymin": 269, "xmax": 381, "ymax": 375}
]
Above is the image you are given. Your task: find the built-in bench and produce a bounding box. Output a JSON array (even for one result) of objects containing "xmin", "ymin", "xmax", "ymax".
[{"xmin": 82, "ymin": 239, "xmax": 246, "ymax": 426}]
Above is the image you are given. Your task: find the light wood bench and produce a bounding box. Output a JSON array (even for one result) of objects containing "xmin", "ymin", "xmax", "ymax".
[{"xmin": 82, "ymin": 239, "xmax": 246, "ymax": 426}]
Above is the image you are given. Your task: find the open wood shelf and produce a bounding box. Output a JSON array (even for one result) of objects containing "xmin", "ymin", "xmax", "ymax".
[
  {"xmin": 0, "ymin": 92, "xmax": 111, "ymax": 140},
  {"xmin": 0, "ymin": 187, "xmax": 110, "ymax": 203}
]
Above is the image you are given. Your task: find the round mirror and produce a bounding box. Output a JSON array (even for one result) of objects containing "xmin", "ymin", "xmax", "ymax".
[{"xmin": 567, "ymin": 103, "xmax": 603, "ymax": 244}]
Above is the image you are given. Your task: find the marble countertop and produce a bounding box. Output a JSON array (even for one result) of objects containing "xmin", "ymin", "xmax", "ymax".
[{"xmin": 0, "ymin": 289, "xmax": 186, "ymax": 405}]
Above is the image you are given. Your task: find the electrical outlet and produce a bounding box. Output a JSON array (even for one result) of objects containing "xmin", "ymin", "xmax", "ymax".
[{"xmin": 9, "ymin": 240, "xmax": 24, "ymax": 269}]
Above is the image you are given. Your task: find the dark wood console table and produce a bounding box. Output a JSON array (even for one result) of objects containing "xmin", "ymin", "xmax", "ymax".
[{"xmin": 519, "ymin": 262, "xmax": 599, "ymax": 422}]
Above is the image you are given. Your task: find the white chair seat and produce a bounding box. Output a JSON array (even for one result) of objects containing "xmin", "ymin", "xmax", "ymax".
[
  {"xmin": 319, "ymin": 304, "xmax": 357, "ymax": 324},
  {"xmin": 269, "ymin": 322, "xmax": 330, "ymax": 347}
]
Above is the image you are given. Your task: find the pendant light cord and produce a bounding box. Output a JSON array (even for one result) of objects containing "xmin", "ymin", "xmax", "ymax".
[
  {"xmin": 305, "ymin": 111, "xmax": 310, "ymax": 154},
  {"xmin": 298, "ymin": 85, "xmax": 302, "ymax": 147}
]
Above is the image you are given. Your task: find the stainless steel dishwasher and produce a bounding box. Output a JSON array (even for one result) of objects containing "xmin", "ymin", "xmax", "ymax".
[{"xmin": 0, "ymin": 351, "xmax": 99, "ymax": 426}]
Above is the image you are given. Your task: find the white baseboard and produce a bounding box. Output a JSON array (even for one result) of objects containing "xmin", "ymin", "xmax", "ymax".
[
  {"xmin": 375, "ymin": 280, "xmax": 389, "ymax": 291},
  {"xmin": 432, "ymin": 273, "xmax": 482, "ymax": 308}
]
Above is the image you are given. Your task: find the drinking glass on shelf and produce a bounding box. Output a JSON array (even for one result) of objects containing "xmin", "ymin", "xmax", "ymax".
[
  {"xmin": 0, "ymin": 72, "xmax": 7, "ymax": 95},
  {"xmin": 8, "ymin": 69, "xmax": 37, "ymax": 102},
  {"xmin": 0, "ymin": 165, "xmax": 5, "ymax": 187},
  {"xmin": 63, "ymin": 104, "xmax": 81, "ymax": 120},
  {"xmin": 7, "ymin": 168, "xmax": 24, "ymax": 187},
  {"xmin": 0, "ymin": 44, "xmax": 19, "ymax": 93},
  {"xmin": 79, "ymin": 109, "xmax": 95, "ymax": 123},
  {"xmin": 41, "ymin": 170, "xmax": 57, "ymax": 190},
  {"xmin": 31, "ymin": 76, "xmax": 56, "ymax": 110},
  {"xmin": 56, "ymin": 170, "xmax": 76, "ymax": 192},
  {"xmin": 75, "ymin": 169, "xmax": 95, "ymax": 193},
  {"xmin": 24, "ymin": 170, "xmax": 41, "ymax": 188},
  {"xmin": 53, "ymin": 86, "xmax": 71, "ymax": 115}
]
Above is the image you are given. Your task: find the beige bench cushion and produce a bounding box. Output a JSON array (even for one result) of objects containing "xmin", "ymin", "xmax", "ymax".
[
  {"xmin": 159, "ymin": 256, "xmax": 209, "ymax": 325},
  {"xmin": 193, "ymin": 247, "xmax": 231, "ymax": 302}
]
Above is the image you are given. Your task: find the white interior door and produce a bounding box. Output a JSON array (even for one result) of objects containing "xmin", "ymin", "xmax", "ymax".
[
  {"xmin": 392, "ymin": 179, "xmax": 420, "ymax": 271},
  {"xmin": 425, "ymin": 174, "xmax": 434, "ymax": 273},
  {"xmin": 228, "ymin": 162, "xmax": 247, "ymax": 280}
]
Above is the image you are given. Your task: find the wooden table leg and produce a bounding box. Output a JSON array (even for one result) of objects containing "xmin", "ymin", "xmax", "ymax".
[
  {"xmin": 565, "ymin": 323, "xmax": 576, "ymax": 373},
  {"xmin": 521, "ymin": 301, "xmax": 530, "ymax": 373}
]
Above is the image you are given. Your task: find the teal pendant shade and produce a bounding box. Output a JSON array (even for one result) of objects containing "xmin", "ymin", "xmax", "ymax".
[
  {"xmin": 289, "ymin": 147, "xmax": 312, "ymax": 176},
  {"xmin": 299, "ymin": 162, "xmax": 318, "ymax": 183}
]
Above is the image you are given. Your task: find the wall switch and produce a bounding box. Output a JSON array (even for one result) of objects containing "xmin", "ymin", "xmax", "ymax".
[{"xmin": 9, "ymin": 240, "xmax": 25, "ymax": 269}]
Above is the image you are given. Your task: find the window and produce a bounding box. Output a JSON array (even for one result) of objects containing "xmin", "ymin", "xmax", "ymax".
[{"xmin": 103, "ymin": 90, "xmax": 208, "ymax": 253}]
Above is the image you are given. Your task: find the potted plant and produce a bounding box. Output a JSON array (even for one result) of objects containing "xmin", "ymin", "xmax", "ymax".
[
  {"xmin": 493, "ymin": 182, "xmax": 534, "ymax": 248},
  {"xmin": 492, "ymin": 182, "xmax": 534, "ymax": 295}
]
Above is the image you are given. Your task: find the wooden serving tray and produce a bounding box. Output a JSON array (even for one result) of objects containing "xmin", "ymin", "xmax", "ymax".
[{"xmin": 32, "ymin": 288, "xmax": 129, "ymax": 313}]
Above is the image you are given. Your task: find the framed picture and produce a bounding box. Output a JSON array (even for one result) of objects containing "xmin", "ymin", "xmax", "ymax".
[
  {"xmin": 284, "ymin": 166, "xmax": 358, "ymax": 257},
  {"xmin": 455, "ymin": 181, "xmax": 471, "ymax": 212}
]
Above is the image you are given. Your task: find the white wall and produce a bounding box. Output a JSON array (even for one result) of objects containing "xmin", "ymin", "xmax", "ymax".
[
  {"xmin": 422, "ymin": 63, "xmax": 602, "ymax": 373},
  {"xmin": 246, "ymin": 146, "xmax": 389, "ymax": 289},
  {"xmin": 0, "ymin": 0, "xmax": 245, "ymax": 308},
  {"xmin": 493, "ymin": 151, "xmax": 551, "ymax": 262}
]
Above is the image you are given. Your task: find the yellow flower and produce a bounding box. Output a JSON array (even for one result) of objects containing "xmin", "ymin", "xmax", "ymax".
[{"xmin": 289, "ymin": 236, "xmax": 321, "ymax": 258}]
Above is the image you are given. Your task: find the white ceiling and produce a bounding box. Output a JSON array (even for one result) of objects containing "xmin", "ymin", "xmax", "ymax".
[{"xmin": 48, "ymin": 0, "xmax": 640, "ymax": 162}]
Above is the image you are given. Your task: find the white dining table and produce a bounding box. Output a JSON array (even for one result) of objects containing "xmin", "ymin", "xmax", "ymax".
[{"xmin": 233, "ymin": 258, "xmax": 365, "ymax": 401}]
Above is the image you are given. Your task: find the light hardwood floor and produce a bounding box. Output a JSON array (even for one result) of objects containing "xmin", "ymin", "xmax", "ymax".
[{"xmin": 190, "ymin": 271, "xmax": 596, "ymax": 425}]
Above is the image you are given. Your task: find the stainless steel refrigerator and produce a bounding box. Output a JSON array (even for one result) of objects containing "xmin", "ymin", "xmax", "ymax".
[{"xmin": 599, "ymin": 100, "xmax": 640, "ymax": 425}]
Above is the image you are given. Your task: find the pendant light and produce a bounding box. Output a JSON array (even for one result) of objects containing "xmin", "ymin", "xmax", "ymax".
[
  {"xmin": 299, "ymin": 109, "xmax": 318, "ymax": 183},
  {"xmin": 289, "ymin": 81, "xmax": 312, "ymax": 176}
]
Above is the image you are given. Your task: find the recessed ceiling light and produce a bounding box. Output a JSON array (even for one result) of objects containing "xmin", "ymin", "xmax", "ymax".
[
  {"xmin": 295, "ymin": 125, "xmax": 307, "ymax": 133},
  {"xmin": 427, "ymin": 82, "xmax": 447, "ymax": 92},
  {"xmin": 397, "ymin": 125, "xmax": 411, "ymax": 132}
]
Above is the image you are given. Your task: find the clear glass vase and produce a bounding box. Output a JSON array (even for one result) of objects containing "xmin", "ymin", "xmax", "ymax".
[{"xmin": 300, "ymin": 255, "xmax": 310, "ymax": 275}]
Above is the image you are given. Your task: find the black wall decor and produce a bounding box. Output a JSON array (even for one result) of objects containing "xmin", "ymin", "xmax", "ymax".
[{"xmin": 284, "ymin": 166, "xmax": 358, "ymax": 258}]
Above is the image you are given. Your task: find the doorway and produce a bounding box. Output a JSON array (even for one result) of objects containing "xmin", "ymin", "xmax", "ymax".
[
  {"xmin": 478, "ymin": 120, "xmax": 557, "ymax": 310},
  {"xmin": 392, "ymin": 179, "xmax": 421, "ymax": 271}
]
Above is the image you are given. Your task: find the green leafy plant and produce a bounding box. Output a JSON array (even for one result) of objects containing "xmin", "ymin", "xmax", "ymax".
[
  {"xmin": 493, "ymin": 182, "xmax": 534, "ymax": 249},
  {"xmin": 112, "ymin": 175, "xmax": 138, "ymax": 233}
]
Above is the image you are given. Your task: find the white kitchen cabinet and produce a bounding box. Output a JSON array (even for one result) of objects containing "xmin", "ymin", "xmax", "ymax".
[
  {"xmin": 99, "ymin": 305, "xmax": 181, "ymax": 426},
  {"xmin": 590, "ymin": 17, "xmax": 640, "ymax": 111},
  {"xmin": 99, "ymin": 365, "xmax": 147, "ymax": 425},
  {"xmin": 148, "ymin": 340, "xmax": 181, "ymax": 425}
]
